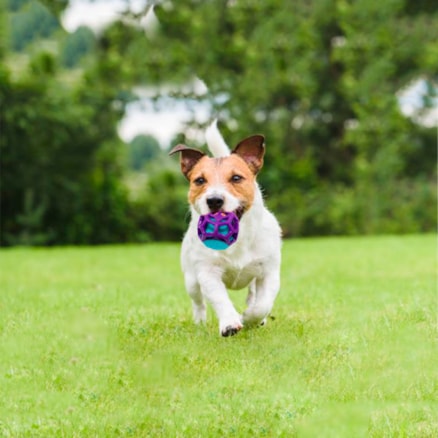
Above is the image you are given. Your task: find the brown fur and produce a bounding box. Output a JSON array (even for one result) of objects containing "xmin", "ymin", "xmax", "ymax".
[{"xmin": 187, "ymin": 155, "xmax": 257, "ymax": 211}]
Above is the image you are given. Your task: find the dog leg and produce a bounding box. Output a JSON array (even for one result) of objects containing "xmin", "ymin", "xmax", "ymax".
[
  {"xmin": 246, "ymin": 279, "xmax": 257, "ymax": 307},
  {"xmin": 242, "ymin": 271, "xmax": 280, "ymax": 326},
  {"xmin": 185, "ymin": 275, "xmax": 206, "ymax": 324},
  {"xmin": 198, "ymin": 271, "xmax": 243, "ymax": 337}
]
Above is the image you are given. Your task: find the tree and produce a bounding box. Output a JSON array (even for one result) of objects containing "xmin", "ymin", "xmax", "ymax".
[
  {"xmin": 9, "ymin": 0, "xmax": 60, "ymax": 51},
  {"xmin": 0, "ymin": 51, "xmax": 134, "ymax": 245},
  {"xmin": 61, "ymin": 26, "xmax": 96, "ymax": 68},
  {"xmin": 2, "ymin": 0, "xmax": 436, "ymax": 244},
  {"xmin": 128, "ymin": 134, "xmax": 161, "ymax": 170},
  {"xmin": 95, "ymin": 0, "xmax": 436, "ymax": 236},
  {"xmin": 133, "ymin": 169, "xmax": 188, "ymax": 241},
  {"xmin": 7, "ymin": 0, "xmax": 30, "ymax": 12}
]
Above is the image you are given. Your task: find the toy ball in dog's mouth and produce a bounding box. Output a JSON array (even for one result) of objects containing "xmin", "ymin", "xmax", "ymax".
[{"xmin": 197, "ymin": 211, "xmax": 239, "ymax": 250}]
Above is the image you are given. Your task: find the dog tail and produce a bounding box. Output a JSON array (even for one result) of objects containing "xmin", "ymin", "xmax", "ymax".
[{"xmin": 205, "ymin": 120, "xmax": 230, "ymax": 157}]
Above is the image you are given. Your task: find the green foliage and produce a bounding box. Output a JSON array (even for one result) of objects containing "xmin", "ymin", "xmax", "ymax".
[
  {"xmin": 0, "ymin": 235, "xmax": 436, "ymax": 435},
  {"xmin": 273, "ymin": 178, "xmax": 436, "ymax": 237},
  {"xmin": 131, "ymin": 169, "xmax": 189, "ymax": 242},
  {"xmin": 128, "ymin": 134, "xmax": 161, "ymax": 170},
  {"xmin": 113, "ymin": 0, "xmax": 437, "ymax": 237},
  {"xmin": 9, "ymin": 0, "xmax": 60, "ymax": 51},
  {"xmin": 0, "ymin": 52, "xmax": 133, "ymax": 245},
  {"xmin": 29, "ymin": 50, "xmax": 56, "ymax": 75},
  {"xmin": 0, "ymin": 2, "xmax": 6, "ymax": 59},
  {"xmin": 1, "ymin": 0, "xmax": 437, "ymax": 245},
  {"xmin": 7, "ymin": 0, "xmax": 29, "ymax": 12},
  {"xmin": 4, "ymin": 189, "xmax": 53, "ymax": 245},
  {"xmin": 60, "ymin": 26, "xmax": 96, "ymax": 68}
]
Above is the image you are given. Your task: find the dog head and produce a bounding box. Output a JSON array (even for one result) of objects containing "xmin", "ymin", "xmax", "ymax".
[{"xmin": 169, "ymin": 135, "xmax": 265, "ymax": 218}]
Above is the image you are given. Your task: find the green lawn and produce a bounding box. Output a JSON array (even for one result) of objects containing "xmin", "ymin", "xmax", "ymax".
[{"xmin": 0, "ymin": 235, "xmax": 436, "ymax": 437}]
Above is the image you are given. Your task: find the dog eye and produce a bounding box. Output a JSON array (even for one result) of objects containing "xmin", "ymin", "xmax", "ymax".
[
  {"xmin": 231, "ymin": 174, "xmax": 243, "ymax": 183},
  {"xmin": 194, "ymin": 177, "xmax": 206, "ymax": 186}
]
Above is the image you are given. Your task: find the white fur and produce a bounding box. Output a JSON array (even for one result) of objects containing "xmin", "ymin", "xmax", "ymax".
[
  {"xmin": 205, "ymin": 119, "xmax": 230, "ymax": 157},
  {"xmin": 180, "ymin": 122, "xmax": 282, "ymax": 336}
]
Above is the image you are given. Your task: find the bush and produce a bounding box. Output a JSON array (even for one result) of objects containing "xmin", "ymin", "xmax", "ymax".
[
  {"xmin": 272, "ymin": 177, "xmax": 437, "ymax": 237},
  {"xmin": 130, "ymin": 169, "xmax": 189, "ymax": 242},
  {"xmin": 0, "ymin": 58, "xmax": 133, "ymax": 246}
]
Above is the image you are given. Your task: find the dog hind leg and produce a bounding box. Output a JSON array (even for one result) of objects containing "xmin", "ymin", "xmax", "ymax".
[
  {"xmin": 246, "ymin": 279, "xmax": 257, "ymax": 307},
  {"xmin": 243, "ymin": 271, "xmax": 280, "ymax": 326}
]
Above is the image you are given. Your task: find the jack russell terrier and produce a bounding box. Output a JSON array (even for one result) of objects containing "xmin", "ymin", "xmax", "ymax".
[{"xmin": 169, "ymin": 121, "xmax": 282, "ymax": 337}]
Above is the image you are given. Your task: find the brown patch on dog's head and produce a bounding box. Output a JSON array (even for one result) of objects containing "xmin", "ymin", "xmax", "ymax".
[
  {"xmin": 186, "ymin": 154, "xmax": 258, "ymax": 211},
  {"xmin": 169, "ymin": 144, "xmax": 206, "ymax": 179},
  {"xmin": 169, "ymin": 134, "xmax": 266, "ymax": 216},
  {"xmin": 232, "ymin": 135, "xmax": 265, "ymax": 174}
]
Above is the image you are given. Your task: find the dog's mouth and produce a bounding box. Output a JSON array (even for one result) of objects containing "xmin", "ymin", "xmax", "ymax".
[
  {"xmin": 204, "ymin": 196, "xmax": 246, "ymax": 219},
  {"xmin": 234, "ymin": 206, "xmax": 245, "ymax": 220},
  {"xmin": 206, "ymin": 206, "xmax": 245, "ymax": 219},
  {"xmin": 217, "ymin": 206, "xmax": 245, "ymax": 219}
]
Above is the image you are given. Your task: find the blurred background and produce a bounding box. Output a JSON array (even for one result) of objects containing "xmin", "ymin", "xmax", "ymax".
[{"xmin": 1, "ymin": 0, "xmax": 437, "ymax": 246}]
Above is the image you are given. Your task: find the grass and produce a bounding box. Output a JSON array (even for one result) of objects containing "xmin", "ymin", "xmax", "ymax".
[{"xmin": 0, "ymin": 235, "xmax": 436, "ymax": 437}]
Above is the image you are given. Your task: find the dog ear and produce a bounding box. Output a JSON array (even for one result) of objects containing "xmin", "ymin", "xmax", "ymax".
[
  {"xmin": 169, "ymin": 144, "xmax": 206, "ymax": 179},
  {"xmin": 232, "ymin": 135, "xmax": 265, "ymax": 174}
]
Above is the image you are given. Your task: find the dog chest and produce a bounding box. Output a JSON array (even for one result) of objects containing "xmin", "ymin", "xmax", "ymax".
[{"xmin": 222, "ymin": 261, "xmax": 263, "ymax": 290}]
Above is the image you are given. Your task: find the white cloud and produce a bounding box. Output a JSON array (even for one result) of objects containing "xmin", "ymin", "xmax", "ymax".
[
  {"xmin": 118, "ymin": 103, "xmax": 183, "ymax": 146},
  {"xmin": 398, "ymin": 79, "xmax": 438, "ymax": 128},
  {"xmin": 61, "ymin": 0, "xmax": 149, "ymax": 33},
  {"xmin": 118, "ymin": 99, "xmax": 211, "ymax": 146},
  {"xmin": 118, "ymin": 79, "xmax": 210, "ymax": 145}
]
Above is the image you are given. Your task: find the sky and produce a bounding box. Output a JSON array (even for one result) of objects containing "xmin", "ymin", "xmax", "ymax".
[
  {"xmin": 61, "ymin": 1, "xmax": 437, "ymax": 145},
  {"xmin": 62, "ymin": 0, "xmax": 148, "ymax": 33},
  {"xmin": 397, "ymin": 80, "xmax": 438, "ymax": 129}
]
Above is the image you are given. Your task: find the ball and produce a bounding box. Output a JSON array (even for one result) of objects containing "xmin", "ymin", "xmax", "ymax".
[{"xmin": 197, "ymin": 211, "xmax": 239, "ymax": 250}]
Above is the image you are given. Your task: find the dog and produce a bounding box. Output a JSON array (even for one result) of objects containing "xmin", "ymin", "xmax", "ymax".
[{"xmin": 169, "ymin": 121, "xmax": 281, "ymax": 337}]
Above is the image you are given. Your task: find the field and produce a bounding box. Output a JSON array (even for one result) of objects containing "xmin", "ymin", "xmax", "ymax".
[{"xmin": 0, "ymin": 235, "xmax": 436, "ymax": 437}]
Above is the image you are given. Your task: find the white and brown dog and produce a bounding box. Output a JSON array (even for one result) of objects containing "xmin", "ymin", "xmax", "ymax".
[{"xmin": 170, "ymin": 121, "xmax": 281, "ymax": 337}]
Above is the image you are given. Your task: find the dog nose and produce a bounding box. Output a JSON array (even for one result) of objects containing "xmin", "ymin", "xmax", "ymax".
[{"xmin": 207, "ymin": 196, "xmax": 224, "ymax": 212}]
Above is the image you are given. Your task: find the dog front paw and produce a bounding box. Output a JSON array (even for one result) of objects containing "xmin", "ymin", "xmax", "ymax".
[
  {"xmin": 221, "ymin": 325, "xmax": 241, "ymax": 337},
  {"xmin": 220, "ymin": 318, "xmax": 243, "ymax": 337},
  {"xmin": 242, "ymin": 308, "xmax": 268, "ymax": 327}
]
